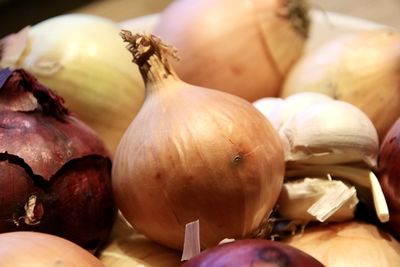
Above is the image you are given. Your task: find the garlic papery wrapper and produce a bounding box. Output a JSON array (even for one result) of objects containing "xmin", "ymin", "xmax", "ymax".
[
  {"xmin": 112, "ymin": 32, "xmax": 285, "ymax": 250},
  {"xmin": 0, "ymin": 14, "xmax": 145, "ymax": 153},
  {"xmin": 253, "ymin": 92, "xmax": 379, "ymax": 167},
  {"xmin": 285, "ymin": 164, "xmax": 389, "ymax": 223},
  {"xmin": 277, "ymin": 178, "xmax": 358, "ymax": 222}
]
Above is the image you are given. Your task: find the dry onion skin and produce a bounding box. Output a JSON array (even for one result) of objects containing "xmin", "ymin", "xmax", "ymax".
[
  {"xmin": 153, "ymin": 0, "xmax": 310, "ymax": 101},
  {"xmin": 284, "ymin": 221, "xmax": 400, "ymax": 267},
  {"xmin": 112, "ymin": 32, "xmax": 285, "ymax": 250},
  {"xmin": 0, "ymin": 14, "xmax": 145, "ymax": 153},
  {"xmin": 0, "ymin": 69, "xmax": 115, "ymax": 252},
  {"xmin": 281, "ymin": 30, "xmax": 400, "ymax": 140},
  {"xmin": 0, "ymin": 231, "xmax": 105, "ymax": 267}
]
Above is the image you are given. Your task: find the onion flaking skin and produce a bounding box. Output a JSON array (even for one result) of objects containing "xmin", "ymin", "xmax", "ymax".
[{"xmin": 0, "ymin": 68, "xmax": 116, "ymax": 252}]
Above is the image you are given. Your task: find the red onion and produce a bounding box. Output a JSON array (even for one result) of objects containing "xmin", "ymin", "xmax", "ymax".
[
  {"xmin": 182, "ymin": 239, "xmax": 324, "ymax": 267},
  {"xmin": 0, "ymin": 68, "xmax": 116, "ymax": 252},
  {"xmin": 153, "ymin": 0, "xmax": 309, "ymax": 101},
  {"xmin": 0, "ymin": 231, "xmax": 105, "ymax": 266},
  {"xmin": 378, "ymin": 118, "xmax": 400, "ymax": 239}
]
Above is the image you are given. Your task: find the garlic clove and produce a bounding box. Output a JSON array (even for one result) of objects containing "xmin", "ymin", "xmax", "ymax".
[
  {"xmin": 253, "ymin": 97, "xmax": 285, "ymax": 129},
  {"xmin": 277, "ymin": 178, "xmax": 358, "ymax": 222},
  {"xmin": 281, "ymin": 100, "xmax": 379, "ymax": 167},
  {"xmin": 286, "ymin": 164, "xmax": 389, "ymax": 223}
]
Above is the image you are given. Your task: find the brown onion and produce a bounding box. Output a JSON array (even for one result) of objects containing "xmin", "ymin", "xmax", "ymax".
[
  {"xmin": 284, "ymin": 221, "xmax": 400, "ymax": 267},
  {"xmin": 112, "ymin": 32, "xmax": 285, "ymax": 250},
  {"xmin": 0, "ymin": 68, "xmax": 116, "ymax": 252},
  {"xmin": 182, "ymin": 239, "xmax": 324, "ymax": 267},
  {"xmin": 281, "ymin": 30, "xmax": 400, "ymax": 140},
  {"xmin": 378, "ymin": 118, "xmax": 400, "ymax": 239},
  {"xmin": 153, "ymin": 0, "xmax": 310, "ymax": 101},
  {"xmin": 100, "ymin": 216, "xmax": 181, "ymax": 267},
  {"xmin": 0, "ymin": 231, "xmax": 105, "ymax": 266}
]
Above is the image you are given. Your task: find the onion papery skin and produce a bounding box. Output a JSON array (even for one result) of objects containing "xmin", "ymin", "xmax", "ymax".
[
  {"xmin": 281, "ymin": 30, "xmax": 400, "ymax": 140},
  {"xmin": 0, "ymin": 14, "xmax": 145, "ymax": 153},
  {"xmin": 0, "ymin": 69, "xmax": 116, "ymax": 252},
  {"xmin": 284, "ymin": 221, "xmax": 400, "ymax": 267},
  {"xmin": 112, "ymin": 33, "xmax": 285, "ymax": 251},
  {"xmin": 182, "ymin": 239, "xmax": 324, "ymax": 267},
  {"xmin": 0, "ymin": 231, "xmax": 105, "ymax": 267},
  {"xmin": 378, "ymin": 118, "xmax": 400, "ymax": 240},
  {"xmin": 153, "ymin": 0, "xmax": 309, "ymax": 102}
]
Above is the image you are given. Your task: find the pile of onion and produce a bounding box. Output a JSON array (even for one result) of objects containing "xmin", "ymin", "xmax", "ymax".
[
  {"xmin": 284, "ymin": 221, "xmax": 400, "ymax": 267},
  {"xmin": 0, "ymin": 68, "xmax": 115, "ymax": 252},
  {"xmin": 281, "ymin": 29, "xmax": 400, "ymax": 140},
  {"xmin": 378, "ymin": 118, "xmax": 400, "ymax": 239},
  {"xmin": 0, "ymin": 14, "xmax": 145, "ymax": 153},
  {"xmin": 0, "ymin": 232, "xmax": 105, "ymax": 266},
  {"xmin": 153, "ymin": 0, "xmax": 310, "ymax": 101},
  {"xmin": 112, "ymin": 32, "xmax": 285, "ymax": 250}
]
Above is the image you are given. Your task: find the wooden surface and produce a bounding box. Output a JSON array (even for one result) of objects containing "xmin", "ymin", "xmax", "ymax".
[{"xmin": 75, "ymin": 0, "xmax": 400, "ymax": 29}]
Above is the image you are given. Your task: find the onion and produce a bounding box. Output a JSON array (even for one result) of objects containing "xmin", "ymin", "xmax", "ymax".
[
  {"xmin": 0, "ymin": 14, "xmax": 145, "ymax": 153},
  {"xmin": 182, "ymin": 239, "xmax": 324, "ymax": 266},
  {"xmin": 0, "ymin": 231, "xmax": 105, "ymax": 266},
  {"xmin": 153, "ymin": 0, "xmax": 310, "ymax": 101},
  {"xmin": 281, "ymin": 29, "xmax": 400, "ymax": 140},
  {"xmin": 0, "ymin": 68, "xmax": 115, "ymax": 252},
  {"xmin": 112, "ymin": 32, "xmax": 285, "ymax": 250},
  {"xmin": 284, "ymin": 221, "xmax": 400, "ymax": 267},
  {"xmin": 378, "ymin": 118, "xmax": 400, "ymax": 239},
  {"xmin": 100, "ymin": 214, "xmax": 181, "ymax": 267}
]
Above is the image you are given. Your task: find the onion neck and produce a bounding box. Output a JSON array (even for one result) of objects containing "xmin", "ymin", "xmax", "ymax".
[
  {"xmin": 282, "ymin": 0, "xmax": 310, "ymax": 38},
  {"xmin": 120, "ymin": 30, "xmax": 180, "ymax": 92}
]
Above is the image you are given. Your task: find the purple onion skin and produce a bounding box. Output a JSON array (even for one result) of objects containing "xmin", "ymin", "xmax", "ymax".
[
  {"xmin": 182, "ymin": 239, "xmax": 324, "ymax": 267},
  {"xmin": 0, "ymin": 69, "xmax": 116, "ymax": 252},
  {"xmin": 379, "ymin": 118, "xmax": 400, "ymax": 240}
]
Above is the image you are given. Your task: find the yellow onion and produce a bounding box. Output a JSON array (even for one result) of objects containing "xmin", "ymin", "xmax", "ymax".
[
  {"xmin": 0, "ymin": 14, "xmax": 145, "ymax": 153},
  {"xmin": 112, "ymin": 32, "xmax": 285, "ymax": 250},
  {"xmin": 100, "ymin": 217, "xmax": 181, "ymax": 267},
  {"xmin": 0, "ymin": 231, "xmax": 105, "ymax": 266},
  {"xmin": 281, "ymin": 29, "xmax": 400, "ymax": 140},
  {"xmin": 153, "ymin": 0, "xmax": 310, "ymax": 101},
  {"xmin": 284, "ymin": 221, "xmax": 400, "ymax": 267}
]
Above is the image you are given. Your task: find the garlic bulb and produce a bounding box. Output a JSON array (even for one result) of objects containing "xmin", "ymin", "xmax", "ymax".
[
  {"xmin": 281, "ymin": 30, "xmax": 400, "ymax": 140},
  {"xmin": 0, "ymin": 14, "xmax": 145, "ymax": 153},
  {"xmin": 254, "ymin": 92, "xmax": 379, "ymax": 167},
  {"xmin": 254, "ymin": 92, "xmax": 388, "ymax": 224}
]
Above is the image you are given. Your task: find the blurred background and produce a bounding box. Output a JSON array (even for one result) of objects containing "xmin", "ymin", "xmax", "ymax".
[{"xmin": 0, "ymin": 0, "xmax": 399, "ymax": 37}]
